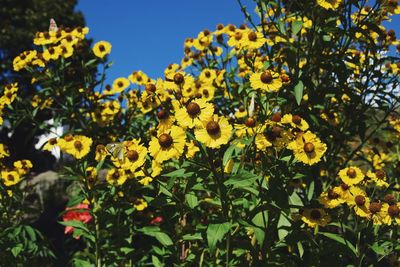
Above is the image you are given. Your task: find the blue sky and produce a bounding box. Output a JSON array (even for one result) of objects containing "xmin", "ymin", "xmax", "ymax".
[
  {"xmin": 76, "ymin": 0, "xmax": 249, "ymax": 84},
  {"xmin": 76, "ymin": 1, "xmax": 400, "ymax": 85}
]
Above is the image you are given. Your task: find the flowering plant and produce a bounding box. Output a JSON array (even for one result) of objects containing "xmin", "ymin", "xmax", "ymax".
[{"xmin": 1, "ymin": 0, "xmax": 400, "ymax": 265}]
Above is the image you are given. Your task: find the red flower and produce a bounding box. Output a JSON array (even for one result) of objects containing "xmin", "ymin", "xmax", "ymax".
[
  {"xmin": 150, "ymin": 216, "xmax": 164, "ymax": 225},
  {"xmin": 62, "ymin": 203, "xmax": 93, "ymax": 239}
]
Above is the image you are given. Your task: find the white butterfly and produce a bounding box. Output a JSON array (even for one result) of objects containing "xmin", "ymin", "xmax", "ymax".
[
  {"xmin": 248, "ymin": 93, "xmax": 255, "ymax": 118},
  {"xmin": 106, "ymin": 143, "xmax": 125, "ymax": 161},
  {"xmin": 49, "ymin": 18, "xmax": 58, "ymax": 32}
]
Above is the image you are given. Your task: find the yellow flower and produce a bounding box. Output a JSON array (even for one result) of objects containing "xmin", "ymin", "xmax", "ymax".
[
  {"xmin": 318, "ymin": 189, "xmax": 344, "ymax": 209},
  {"xmin": 255, "ymin": 133, "xmax": 273, "ymax": 150},
  {"xmin": 193, "ymin": 30, "xmax": 213, "ymax": 50},
  {"xmin": 224, "ymin": 159, "xmax": 234, "ymax": 174},
  {"xmin": 113, "ymin": 139, "xmax": 147, "ymax": 172},
  {"xmin": 85, "ymin": 167, "xmax": 98, "ymax": 188},
  {"xmin": 333, "ymin": 183, "xmax": 352, "ymax": 202},
  {"xmin": 234, "ymin": 117, "xmax": 265, "ymax": 138},
  {"xmin": 0, "ymin": 144, "xmax": 10, "ymax": 159},
  {"xmin": 366, "ymin": 170, "xmax": 389, "ymax": 188},
  {"xmin": 287, "ymin": 131, "xmax": 327, "ymax": 165},
  {"xmin": 13, "ymin": 160, "xmax": 33, "ymax": 175},
  {"xmin": 128, "ymin": 70, "xmax": 150, "ymax": 86},
  {"xmin": 300, "ymin": 208, "xmax": 331, "ymax": 228},
  {"xmin": 317, "ymin": 0, "xmax": 342, "ymax": 10},
  {"xmin": 250, "ymin": 70, "xmax": 282, "ymax": 92},
  {"xmin": 156, "ymin": 109, "xmax": 175, "ymax": 132},
  {"xmin": 149, "ymin": 125, "xmax": 186, "ymax": 163},
  {"xmin": 368, "ymin": 201, "xmax": 387, "ymax": 225},
  {"xmin": 338, "ymin": 167, "xmax": 364, "ymax": 186},
  {"xmin": 347, "ymin": 187, "xmax": 370, "ymax": 218},
  {"xmin": 242, "ymin": 30, "xmax": 266, "ymax": 50},
  {"xmin": 93, "ymin": 41, "xmax": 112, "ymax": 58},
  {"xmin": 281, "ymin": 114, "xmax": 309, "ymax": 131},
  {"xmin": 385, "ymin": 203, "xmax": 400, "ymax": 225},
  {"xmin": 43, "ymin": 46, "xmax": 61, "ymax": 61},
  {"xmin": 139, "ymin": 176, "xmax": 153, "ymax": 186},
  {"xmin": 111, "ymin": 77, "xmax": 130, "ymax": 94},
  {"xmin": 186, "ymin": 140, "xmax": 200, "ymax": 159},
  {"xmin": 95, "ymin": 144, "xmax": 108, "ymax": 162},
  {"xmin": 133, "ymin": 198, "xmax": 148, "ymax": 211},
  {"xmin": 106, "ymin": 168, "xmax": 127, "ymax": 186},
  {"xmin": 61, "ymin": 135, "xmax": 93, "ymax": 159},
  {"xmin": 175, "ymin": 98, "xmax": 214, "ymax": 129},
  {"xmin": 235, "ymin": 106, "xmax": 247, "ymax": 119},
  {"xmin": 1, "ymin": 171, "xmax": 21, "ymax": 186},
  {"xmin": 194, "ymin": 115, "xmax": 233, "ymax": 149},
  {"xmin": 57, "ymin": 43, "xmax": 74, "ymax": 58}
]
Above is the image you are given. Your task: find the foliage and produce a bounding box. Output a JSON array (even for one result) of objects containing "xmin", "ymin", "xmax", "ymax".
[{"xmin": 1, "ymin": 0, "xmax": 400, "ymax": 266}]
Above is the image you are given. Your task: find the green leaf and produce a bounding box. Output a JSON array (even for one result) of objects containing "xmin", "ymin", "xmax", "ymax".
[
  {"xmin": 319, "ymin": 232, "xmax": 357, "ymax": 256},
  {"xmin": 185, "ymin": 193, "xmax": 199, "ymax": 209},
  {"xmin": 164, "ymin": 169, "xmax": 186, "ymax": 178},
  {"xmin": 224, "ymin": 170, "xmax": 260, "ymax": 188},
  {"xmin": 277, "ymin": 213, "xmax": 291, "ymax": 240},
  {"xmin": 154, "ymin": 232, "xmax": 173, "ymax": 247},
  {"xmin": 152, "ymin": 255, "xmax": 163, "ymax": 267},
  {"xmin": 72, "ymin": 258, "xmax": 93, "ymax": 267},
  {"xmin": 207, "ymin": 222, "xmax": 230, "ymax": 252},
  {"xmin": 11, "ymin": 244, "xmax": 23, "ymax": 257},
  {"xmin": 292, "ymin": 21, "xmax": 303, "ymax": 35},
  {"xmin": 289, "ymin": 192, "xmax": 303, "ymax": 207},
  {"xmin": 294, "ymin": 80, "xmax": 304, "ymax": 106},
  {"xmin": 24, "ymin": 226, "xmax": 36, "ymax": 241},
  {"xmin": 182, "ymin": 233, "xmax": 203, "ymax": 241},
  {"xmin": 252, "ymin": 211, "xmax": 268, "ymax": 228},
  {"xmin": 307, "ymin": 180, "xmax": 315, "ymax": 201},
  {"xmin": 142, "ymin": 229, "xmax": 173, "ymax": 247},
  {"xmin": 223, "ymin": 144, "xmax": 236, "ymax": 166}
]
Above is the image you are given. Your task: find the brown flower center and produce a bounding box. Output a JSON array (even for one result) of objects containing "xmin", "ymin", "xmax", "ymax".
[
  {"xmin": 158, "ymin": 133, "xmax": 173, "ymax": 148},
  {"xmin": 112, "ymin": 171, "xmax": 120, "ymax": 179},
  {"xmin": 310, "ymin": 209, "xmax": 322, "ymax": 220},
  {"xmin": 376, "ymin": 170, "xmax": 386, "ymax": 180},
  {"xmin": 99, "ymin": 44, "xmax": 105, "ymax": 52},
  {"xmin": 64, "ymin": 135, "xmax": 73, "ymax": 142},
  {"xmin": 327, "ymin": 189, "xmax": 339, "ymax": 199},
  {"xmin": 186, "ymin": 102, "xmax": 201, "ymax": 116},
  {"xmin": 206, "ymin": 121, "xmax": 220, "ymax": 135},
  {"xmin": 260, "ymin": 71, "xmax": 273, "ymax": 83},
  {"xmin": 341, "ymin": 183, "xmax": 349, "ymax": 190},
  {"xmin": 292, "ymin": 115, "xmax": 302, "ymax": 125},
  {"xmin": 271, "ymin": 112, "xmax": 282, "ymax": 122},
  {"xmin": 369, "ymin": 202, "xmax": 382, "ymax": 214},
  {"xmin": 96, "ymin": 144, "xmax": 105, "ymax": 152},
  {"xmin": 388, "ymin": 205, "xmax": 399, "ymax": 217},
  {"xmin": 7, "ymin": 174, "xmax": 14, "ymax": 181},
  {"xmin": 234, "ymin": 31, "xmax": 242, "ymax": 41},
  {"xmin": 127, "ymin": 150, "xmax": 139, "ymax": 161},
  {"xmin": 346, "ymin": 168, "xmax": 357, "ymax": 178},
  {"xmin": 145, "ymin": 84, "xmax": 156, "ymax": 93},
  {"xmin": 74, "ymin": 140, "xmax": 83, "ymax": 150},
  {"xmin": 245, "ymin": 117, "xmax": 256, "ymax": 128},
  {"xmin": 303, "ymin": 142, "xmax": 315, "ymax": 153},
  {"xmin": 355, "ymin": 195, "xmax": 366, "ymax": 206},
  {"xmin": 173, "ymin": 73, "xmax": 184, "ymax": 85},
  {"xmin": 384, "ymin": 194, "xmax": 396, "ymax": 205},
  {"xmin": 281, "ymin": 75, "xmax": 290, "ymax": 83},
  {"xmin": 157, "ymin": 109, "xmax": 169, "ymax": 120},
  {"xmin": 49, "ymin": 138, "xmax": 57, "ymax": 145},
  {"xmin": 248, "ymin": 32, "xmax": 257, "ymax": 41}
]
